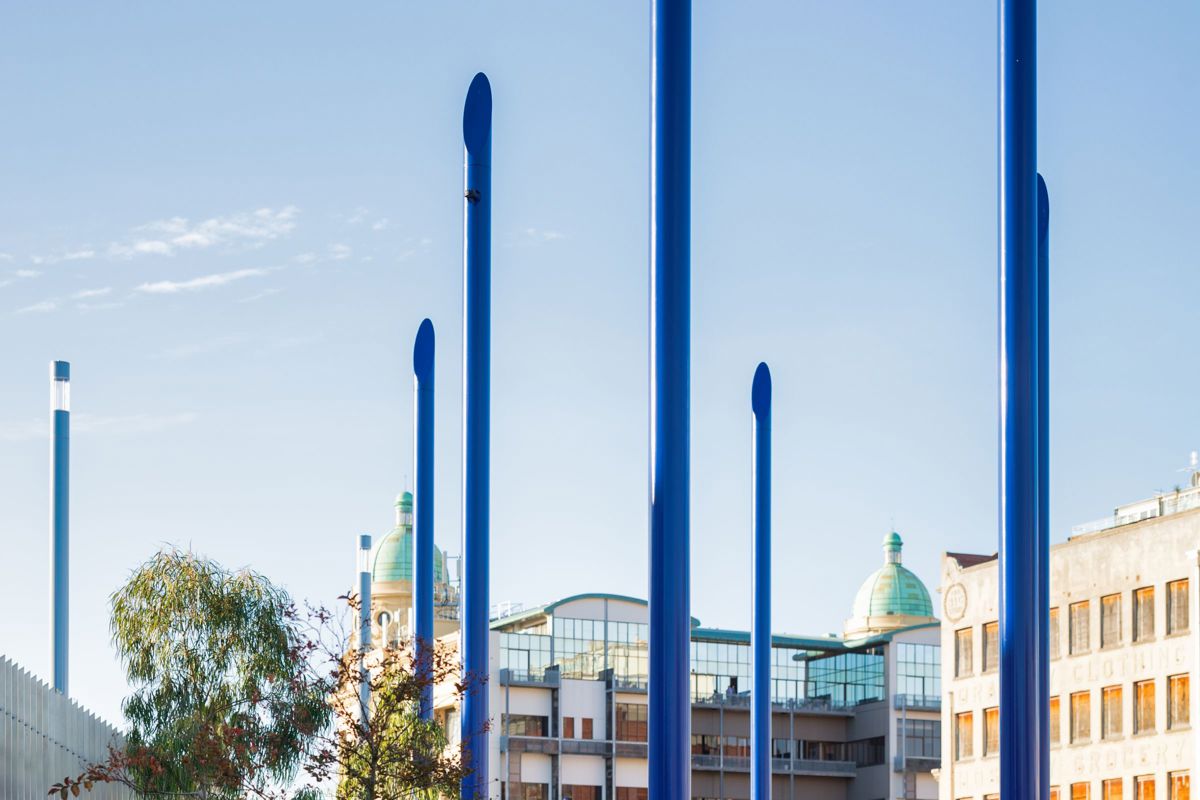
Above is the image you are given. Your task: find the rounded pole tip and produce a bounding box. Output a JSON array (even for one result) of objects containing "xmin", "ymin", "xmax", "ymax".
[
  {"xmin": 51, "ymin": 361, "xmax": 70, "ymax": 381},
  {"xmin": 413, "ymin": 318, "xmax": 436, "ymax": 379},
  {"xmin": 463, "ymin": 72, "xmax": 493, "ymax": 156},
  {"xmin": 359, "ymin": 534, "xmax": 372, "ymax": 550},
  {"xmin": 751, "ymin": 362, "xmax": 772, "ymax": 417},
  {"xmin": 1036, "ymin": 173, "xmax": 1050, "ymax": 244}
]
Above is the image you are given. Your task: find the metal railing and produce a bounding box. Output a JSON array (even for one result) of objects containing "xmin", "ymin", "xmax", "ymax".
[{"xmin": 894, "ymin": 693, "xmax": 941, "ymax": 712}]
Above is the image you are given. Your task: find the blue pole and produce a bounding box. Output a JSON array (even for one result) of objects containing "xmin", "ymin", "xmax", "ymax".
[
  {"xmin": 413, "ymin": 317, "xmax": 436, "ymax": 721},
  {"xmin": 462, "ymin": 71, "xmax": 492, "ymax": 800},
  {"xmin": 50, "ymin": 360, "xmax": 70, "ymax": 697},
  {"xmin": 750, "ymin": 363, "xmax": 772, "ymax": 800},
  {"xmin": 1035, "ymin": 173, "xmax": 1050, "ymax": 800},
  {"xmin": 358, "ymin": 534, "xmax": 372, "ymax": 727},
  {"xmin": 999, "ymin": 0, "xmax": 1039, "ymax": 797},
  {"xmin": 649, "ymin": 3, "xmax": 691, "ymax": 800}
]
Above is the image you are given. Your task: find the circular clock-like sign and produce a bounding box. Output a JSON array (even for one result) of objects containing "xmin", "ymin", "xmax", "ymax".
[{"xmin": 944, "ymin": 583, "xmax": 968, "ymax": 622}]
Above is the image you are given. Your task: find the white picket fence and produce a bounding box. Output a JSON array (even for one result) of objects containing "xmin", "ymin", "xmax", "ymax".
[{"xmin": 0, "ymin": 655, "xmax": 133, "ymax": 799}]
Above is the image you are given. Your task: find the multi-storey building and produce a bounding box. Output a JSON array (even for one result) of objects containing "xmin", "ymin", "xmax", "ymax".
[
  {"xmin": 938, "ymin": 475, "xmax": 1200, "ymax": 800},
  {"xmin": 366, "ymin": 504, "xmax": 943, "ymax": 800}
]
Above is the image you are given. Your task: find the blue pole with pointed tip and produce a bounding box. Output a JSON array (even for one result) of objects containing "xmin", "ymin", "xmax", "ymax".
[
  {"xmin": 999, "ymin": 0, "xmax": 1039, "ymax": 796},
  {"xmin": 413, "ymin": 317, "xmax": 436, "ymax": 721},
  {"xmin": 649, "ymin": 3, "xmax": 691, "ymax": 800},
  {"xmin": 358, "ymin": 534, "xmax": 372, "ymax": 727},
  {"xmin": 50, "ymin": 360, "xmax": 70, "ymax": 697},
  {"xmin": 750, "ymin": 363, "xmax": 772, "ymax": 800},
  {"xmin": 462, "ymin": 71, "xmax": 492, "ymax": 800},
  {"xmin": 1035, "ymin": 173, "xmax": 1050, "ymax": 800}
]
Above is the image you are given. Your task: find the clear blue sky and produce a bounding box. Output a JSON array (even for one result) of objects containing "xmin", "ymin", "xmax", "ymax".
[{"xmin": 1, "ymin": 2, "xmax": 1196, "ymax": 725}]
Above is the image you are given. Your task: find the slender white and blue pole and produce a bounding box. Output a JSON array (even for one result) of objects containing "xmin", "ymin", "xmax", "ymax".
[
  {"xmin": 649, "ymin": 3, "xmax": 691, "ymax": 800},
  {"xmin": 413, "ymin": 317, "xmax": 436, "ymax": 721},
  {"xmin": 998, "ymin": 0, "xmax": 1042, "ymax": 797},
  {"xmin": 461, "ymin": 71, "xmax": 492, "ymax": 800},
  {"xmin": 358, "ymin": 534, "xmax": 372, "ymax": 727},
  {"xmin": 750, "ymin": 363, "xmax": 772, "ymax": 800},
  {"xmin": 50, "ymin": 360, "xmax": 70, "ymax": 697},
  {"xmin": 1035, "ymin": 173, "xmax": 1050, "ymax": 800}
]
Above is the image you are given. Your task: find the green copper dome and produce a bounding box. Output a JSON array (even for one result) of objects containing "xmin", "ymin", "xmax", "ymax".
[
  {"xmin": 372, "ymin": 492, "xmax": 447, "ymax": 583},
  {"xmin": 850, "ymin": 532, "xmax": 933, "ymax": 619}
]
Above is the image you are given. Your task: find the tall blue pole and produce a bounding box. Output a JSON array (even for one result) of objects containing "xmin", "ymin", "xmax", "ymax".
[
  {"xmin": 413, "ymin": 317, "xmax": 436, "ymax": 721},
  {"xmin": 1035, "ymin": 173, "xmax": 1050, "ymax": 800},
  {"xmin": 50, "ymin": 360, "xmax": 70, "ymax": 697},
  {"xmin": 750, "ymin": 363, "xmax": 772, "ymax": 800},
  {"xmin": 358, "ymin": 534, "xmax": 372, "ymax": 727},
  {"xmin": 998, "ymin": 0, "xmax": 1039, "ymax": 797},
  {"xmin": 649, "ymin": 3, "xmax": 691, "ymax": 800},
  {"xmin": 462, "ymin": 71, "xmax": 492, "ymax": 800}
]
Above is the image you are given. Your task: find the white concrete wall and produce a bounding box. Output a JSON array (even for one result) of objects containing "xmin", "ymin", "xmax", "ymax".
[
  {"xmin": 561, "ymin": 754, "xmax": 606, "ymax": 785},
  {"xmin": 561, "ymin": 678, "xmax": 608, "ymax": 739}
]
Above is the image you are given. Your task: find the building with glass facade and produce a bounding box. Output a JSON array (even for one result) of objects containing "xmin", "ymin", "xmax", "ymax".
[
  {"xmin": 369, "ymin": 526, "xmax": 941, "ymax": 800},
  {"xmin": 938, "ymin": 475, "xmax": 1200, "ymax": 800}
]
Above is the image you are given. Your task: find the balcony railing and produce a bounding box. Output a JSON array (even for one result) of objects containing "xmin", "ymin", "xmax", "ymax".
[
  {"xmin": 561, "ymin": 739, "xmax": 610, "ymax": 756},
  {"xmin": 499, "ymin": 666, "xmax": 561, "ymax": 688},
  {"xmin": 894, "ymin": 694, "xmax": 941, "ymax": 712},
  {"xmin": 894, "ymin": 755, "xmax": 940, "ymax": 773},
  {"xmin": 499, "ymin": 735, "xmax": 558, "ymax": 754},
  {"xmin": 690, "ymin": 754, "xmax": 856, "ymax": 776},
  {"xmin": 794, "ymin": 758, "xmax": 856, "ymax": 776}
]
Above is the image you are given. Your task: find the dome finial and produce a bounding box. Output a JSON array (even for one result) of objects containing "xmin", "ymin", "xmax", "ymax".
[{"xmin": 883, "ymin": 531, "xmax": 903, "ymax": 564}]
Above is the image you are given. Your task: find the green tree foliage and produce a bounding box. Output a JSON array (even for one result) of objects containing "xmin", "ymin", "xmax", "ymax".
[{"xmin": 52, "ymin": 549, "xmax": 329, "ymax": 799}]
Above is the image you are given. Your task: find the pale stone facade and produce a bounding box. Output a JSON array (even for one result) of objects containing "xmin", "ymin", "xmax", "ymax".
[{"xmin": 938, "ymin": 491, "xmax": 1200, "ymax": 800}]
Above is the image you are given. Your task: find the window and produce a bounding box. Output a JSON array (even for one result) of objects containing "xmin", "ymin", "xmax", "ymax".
[
  {"xmin": 505, "ymin": 784, "xmax": 549, "ymax": 800},
  {"xmin": 897, "ymin": 643, "xmax": 941, "ymax": 701},
  {"xmin": 1071, "ymin": 691, "xmax": 1091, "ymax": 743},
  {"xmin": 1105, "ymin": 780, "xmax": 1124, "ymax": 800},
  {"xmin": 1050, "ymin": 607, "xmax": 1061, "ymax": 659},
  {"xmin": 692, "ymin": 734, "xmax": 720, "ymax": 755},
  {"xmin": 847, "ymin": 736, "xmax": 885, "ymax": 767},
  {"xmin": 1136, "ymin": 777, "xmax": 1156, "ymax": 800},
  {"xmin": 617, "ymin": 789, "xmax": 648, "ymax": 800},
  {"xmin": 563, "ymin": 716, "xmax": 575, "ymax": 739},
  {"xmin": 898, "ymin": 719, "xmax": 941, "ymax": 759},
  {"xmin": 1169, "ymin": 580, "xmax": 1190, "ymax": 634},
  {"xmin": 1102, "ymin": 594, "xmax": 1122, "ymax": 648},
  {"xmin": 1170, "ymin": 772, "xmax": 1189, "ymax": 800},
  {"xmin": 1053, "ymin": 787, "xmax": 1061, "ymax": 800},
  {"xmin": 1071, "ymin": 601, "xmax": 1091, "ymax": 654},
  {"xmin": 983, "ymin": 622, "xmax": 999, "ymax": 673},
  {"xmin": 1134, "ymin": 587, "xmax": 1155, "ymax": 642},
  {"xmin": 563, "ymin": 787, "xmax": 602, "ymax": 800},
  {"xmin": 1050, "ymin": 695, "xmax": 1061, "ymax": 744},
  {"xmin": 723, "ymin": 734, "xmax": 750, "ymax": 757},
  {"xmin": 956, "ymin": 628, "xmax": 974, "ymax": 677},
  {"xmin": 616, "ymin": 703, "xmax": 647, "ymax": 742},
  {"xmin": 503, "ymin": 714, "xmax": 549, "ymax": 737},
  {"xmin": 1102, "ymin": 686, "xmax": 1123, "ymax": 739},
  {"xmin": 984, "ymin": 707, "xmax": 999, "ymax": 755},
  {"xmin": 955, "ymin": 711, "xmax": 974, "ymax": 760},
  {"xmin": 803, "ymin": 740, "xmax": 847, "ymax": 761},
  {"xmin": 772, "ymin": 737, "xmax": 793, "ymax": 759},
  {"xmin": 582, "ymin": 717, "xmax": 594, "ymax": 739},
  {"xmin": 1170, "ymin": 675, "xmax": 1190, "ymax": 729},
  {"xmin": 1074, "ymin": 784, "xmax": 1091, "ymax": 800},
  {"xmin": 1135, "ymin": 680, "xmax": 1156, "ymax": 733}
]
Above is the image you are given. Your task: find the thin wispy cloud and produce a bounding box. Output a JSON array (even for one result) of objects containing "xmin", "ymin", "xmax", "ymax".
[
  {"xmin": 108, "ymin": 206, "xmax": 299, "ymax": 258},
  {"xmin": 15, "ymin": 269, "xmax": 40, "ymax": 278},
  {"xmin": 0, "ymin": 252, "xmax": 12, "ymax": 262},
  {"xmin": 371, "ymin": 218, "xmax": 390, "ymax": 232},
  {"xmin": 73, "ymin": 287, "xmax": 112, "ymax": 299},
  {"xmin": 2, "ymin": 412, "xmax": 197, "ymax": 441},
  {"xmin": 76, "ymin": 301, "xmax": 124, "ymax": 312},
  {"xmin": 16, "ymin": 300, "xmax": 57, "ymax": 314},
  {"xmin": 504, "ymin": 227, "xmax": 567, "ymax": 248},
  {"xmin": 294, "ymin": 252, "xmax": 319, "ymax": 265},
  {"xmin": 135, "ymin": 268, "xmax": 269, "ymax": 294},
  {"xmin": 329, "ymin": 243, "xmax": 352, "ymax": 261},
  {"xmin": 237, "ymin": 288, "xmax": 282, "ymax": 304}
]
